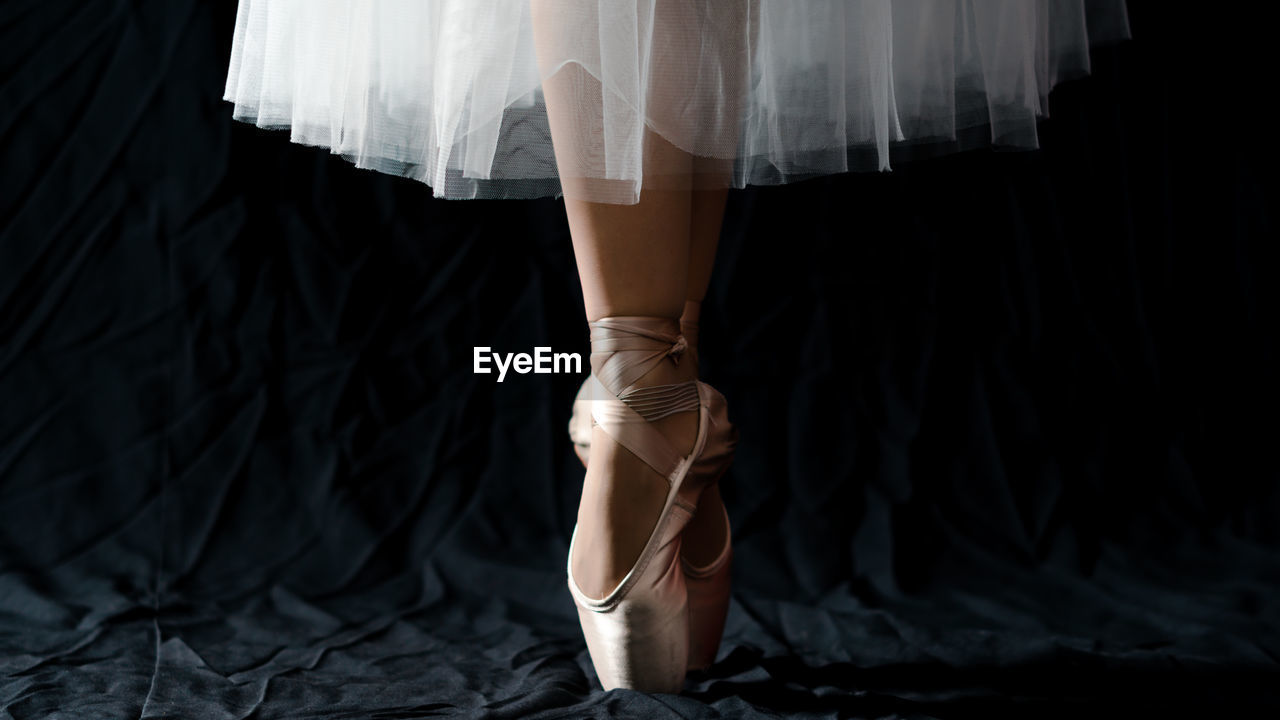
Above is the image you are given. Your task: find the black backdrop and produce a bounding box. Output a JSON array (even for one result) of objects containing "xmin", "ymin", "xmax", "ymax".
[{"xmin": 2, "ymin": 1, "xmax": 1277, "ymax": 717}]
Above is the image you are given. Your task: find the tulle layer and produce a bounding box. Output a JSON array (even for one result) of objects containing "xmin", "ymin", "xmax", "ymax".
[{"xmin": 224, "ymin": 0, "xmax": 1130, "ymax": 204}]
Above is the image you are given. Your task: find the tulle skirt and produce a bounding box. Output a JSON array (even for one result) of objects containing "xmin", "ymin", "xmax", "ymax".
[{"xmin": 223, "ymin": 1, "xmax": 1130, "ymax": 204}]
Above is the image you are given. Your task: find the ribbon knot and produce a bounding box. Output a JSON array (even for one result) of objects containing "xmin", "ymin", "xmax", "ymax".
[{"xmin": 666, "ymin": 334, "xmax": 688, "ymax": 365}]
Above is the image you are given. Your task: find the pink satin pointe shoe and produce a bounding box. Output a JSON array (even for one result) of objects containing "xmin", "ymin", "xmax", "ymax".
[
  {"xmin": 680, "ymin": 496, "xmax": 733, "ymax": 672},
  {"xmin": 566, "ymin": 315, "xmax": 736, "ymax": 692},
  {"xmin": 567, "ymin": 303, "xmax": 736, "ymax": 675}
]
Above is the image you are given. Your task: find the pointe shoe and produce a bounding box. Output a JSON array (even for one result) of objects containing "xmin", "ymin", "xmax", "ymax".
[
  {"xmin": 566, "ymin": 316, "xmax": 736, "ymax": 693},
  {"xmin": 681, "ymin": 493, "xmax": 733, "ymax": 672},
  {"xmin": 566, "ymin": 305, "xmax": 737, "ymax": 675}
]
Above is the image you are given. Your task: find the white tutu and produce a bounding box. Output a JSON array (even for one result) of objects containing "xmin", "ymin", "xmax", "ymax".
[{"xmin": 224, "ymin": 1, "xmax": 1130, "ymax": 204}]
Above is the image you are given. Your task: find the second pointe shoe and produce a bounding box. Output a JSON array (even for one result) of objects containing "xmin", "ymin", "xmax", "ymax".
[
  {"xmin": 567, "ymin": 302, "xmax": 737, "ymax": 673},
  {"xmin": 566, "ymin": 315, "xmax": 735, "ymax": 693},
  {"xmin": 681, "ymin": 496, "xmax": 733, "ymax": 672}
]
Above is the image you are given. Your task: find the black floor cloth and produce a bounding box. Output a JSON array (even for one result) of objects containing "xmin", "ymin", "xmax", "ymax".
[{"xmin": 2, "ymin": 1, "xmax": 1278, "ymax": 717}]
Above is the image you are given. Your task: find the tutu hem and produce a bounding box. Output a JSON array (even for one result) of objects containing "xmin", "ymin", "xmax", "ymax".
[{"xmin": 223, "ymin": 0, "xmax": 1131, "ymax": 202}]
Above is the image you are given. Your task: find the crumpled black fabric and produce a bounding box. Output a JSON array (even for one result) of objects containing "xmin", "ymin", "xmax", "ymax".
[{"xmin": 1, "ymin": 1, "xmax": 1277, "ymax": 718}]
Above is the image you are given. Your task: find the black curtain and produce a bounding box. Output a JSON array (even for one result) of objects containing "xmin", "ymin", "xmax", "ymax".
[{"xmin": 1, "ymin": 1, "xmax": 1276, "ymax": 717}]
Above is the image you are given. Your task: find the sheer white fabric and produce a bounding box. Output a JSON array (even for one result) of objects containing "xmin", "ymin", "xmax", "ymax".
[{"xmin": 224, "ymin": 0, "xmax": 1130, "ymax": 204}]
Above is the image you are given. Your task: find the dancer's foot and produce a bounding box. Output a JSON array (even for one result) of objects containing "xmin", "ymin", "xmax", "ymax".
[
  {"xmin": 569, "ymin": 330, "xmax": 699, "ymax": 601},
  {"xmin": 568, "ymin": 301, "xmax": 727, "ymax": 583}
]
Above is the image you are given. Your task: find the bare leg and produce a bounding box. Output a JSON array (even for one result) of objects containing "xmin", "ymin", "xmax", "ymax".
[
  {"xmin": 566, "ymin": 168, "xmax": 690, "ymax": 324},
  {"xmin": 687, "ymin": 188, "xmax": 728, "ymax": 309}
]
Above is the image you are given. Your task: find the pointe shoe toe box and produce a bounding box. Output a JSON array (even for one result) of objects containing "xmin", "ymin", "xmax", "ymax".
[{"xmin": 567, "ymin": 506, "xmax": 694, "ymax": 693}]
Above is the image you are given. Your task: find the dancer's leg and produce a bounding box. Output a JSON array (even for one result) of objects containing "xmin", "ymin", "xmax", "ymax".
[
  {"xmin": 565, "ymin": 170, "xmax": 690, "ymax": 324},
  {"xmin": 531, "ymin": 0, "xmax": 744, "ymax": 599},
  {"xmin": 687, "ymin": 188, "xmax": 728, "ymax": 309},
  {"xmin": 530, "ymin": 2, "xmax": 700, "ymax": 597},
  {"xmin": 681, "ymin": 187, "xmax": 730, "ymax": 567},
  {"xmin": 559, "ymin": 134, "xmax": 700, "ymax": 601}
]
